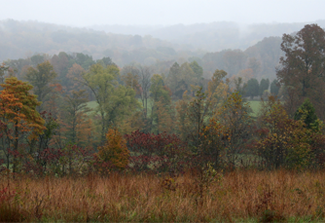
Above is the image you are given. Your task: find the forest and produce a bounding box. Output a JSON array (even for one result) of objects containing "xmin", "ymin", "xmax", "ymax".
[{"xmin": 1, "ymin": 23, "xmax": 325, "ymax": 222}]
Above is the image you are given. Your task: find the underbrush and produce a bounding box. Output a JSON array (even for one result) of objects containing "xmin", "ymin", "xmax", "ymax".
[{"xmin": 0, "ymin": 169, "xmax": 325, "ymax": 222}]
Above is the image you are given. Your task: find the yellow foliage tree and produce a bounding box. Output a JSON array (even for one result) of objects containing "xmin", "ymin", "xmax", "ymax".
[{"xmin": 95, "ymin": 128, "xmax": 130, "ymax": 173}]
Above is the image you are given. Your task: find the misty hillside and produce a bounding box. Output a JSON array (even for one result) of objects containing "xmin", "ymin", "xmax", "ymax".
[
  {"xmin": 0, "ymin": 19, "xmax": 182, "ymax": 66},
  {"xmin": 90, "ymin": 20, "xmax": 325, "ymax": 51},
  {"xmin": 2, "ymin": 19, "xmax": 322, "ymax": 80}
]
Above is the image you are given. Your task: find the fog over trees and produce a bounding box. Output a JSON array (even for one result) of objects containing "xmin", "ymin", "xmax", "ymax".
[{"xmin": 3, "ymin": 20, "xmax": 325, "ymax": 81}]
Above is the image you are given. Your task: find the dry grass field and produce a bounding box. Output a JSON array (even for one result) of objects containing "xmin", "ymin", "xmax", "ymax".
[{"xmin": 1, "ymin": 170, "xmax": 325, "ymax": 222}]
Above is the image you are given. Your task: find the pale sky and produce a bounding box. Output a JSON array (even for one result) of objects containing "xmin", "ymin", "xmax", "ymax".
[{"xmin": 1, "ymin": 0, "xmax": 324, "ymax": 26}]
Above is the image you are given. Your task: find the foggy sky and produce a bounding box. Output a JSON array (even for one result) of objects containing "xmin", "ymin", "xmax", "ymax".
[{"xmin": 1, "ymin": 0, "xmax": 324, "ymax": 27}]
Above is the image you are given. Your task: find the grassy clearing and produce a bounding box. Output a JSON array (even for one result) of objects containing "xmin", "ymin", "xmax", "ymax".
[
  {"xmin": 87, "ymin": 99, "xmax": 263, "ymax": 117},
  {"xmin": 86, "ymin": 98, "xmax": 154, "ymax": 110},
  {"xmin": 247, "ymin": 100, "xmax": 261, "ymax": 117},
  {"xmin": 86, "ymin": 100, "xmax": 98, "ymax": 110},
  {"xmin": 1, "ymin": 170, "xmax": 325, "ymax": 222}
]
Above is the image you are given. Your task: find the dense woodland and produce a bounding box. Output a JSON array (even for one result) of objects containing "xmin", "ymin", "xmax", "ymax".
[{"xmin": 0, "ymin": 23, "xmax": 325, "ymax": 176}]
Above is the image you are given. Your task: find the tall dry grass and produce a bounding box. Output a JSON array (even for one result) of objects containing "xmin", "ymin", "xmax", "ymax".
[{"xmin": 0, "ymin": 169, "xmax": 325, "ymax": 222}]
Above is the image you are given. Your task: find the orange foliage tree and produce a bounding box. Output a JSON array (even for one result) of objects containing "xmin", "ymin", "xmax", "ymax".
[{"xmin": 0, "ymin": 77, "xmax": 45, "ymax": 172}]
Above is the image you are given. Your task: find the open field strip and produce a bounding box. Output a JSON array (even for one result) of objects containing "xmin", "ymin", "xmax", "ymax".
[{"xmin": 1, "ymin": 170, "xmax": 325, "ymax": 222}]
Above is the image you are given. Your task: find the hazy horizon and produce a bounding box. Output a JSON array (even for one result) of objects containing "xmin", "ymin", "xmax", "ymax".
[{"xmin": 1, "ymin": 0, "xmax": 325, "ymax": 27}]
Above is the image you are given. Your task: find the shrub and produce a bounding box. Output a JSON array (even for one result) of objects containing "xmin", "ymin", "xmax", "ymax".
[
  {"xmin": 94, "ymin": 128, "xmax": 130, "ymax": 174},
  {"xmin": 255, "ymin": 101, "xmax": 324, "ymax": 170},
  {"xmin": 21, "ymin": 145, "xmax": 93, "ymax": 177},
  {"xmin": 125, "ymin": 130, "xmax": 189, "ymax": 173}
]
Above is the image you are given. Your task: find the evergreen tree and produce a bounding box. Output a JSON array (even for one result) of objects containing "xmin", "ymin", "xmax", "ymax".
[
  {"xmin": 270, "ymin": 79, "xmax": 280, "ymax": 96},
  {"xmin": 294, "ymin": 98, "xmax": 318, "ymax": 130},
  {"xmin": 245, "ymin": 78, "xmax": 259, "ymax": 99},
  {"xmin": 259, "ymin": 78, "xmax": 270, "ymax": 96}
]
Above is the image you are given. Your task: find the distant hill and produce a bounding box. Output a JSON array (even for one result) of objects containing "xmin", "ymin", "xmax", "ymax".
[
  {"xmin": 2, "ymin": 19, "xmax": 325, "ymax": 80},
  {"xmin": 0, "ymin": 20, "xmax": 181, "ymax": 66},
  {"xmin": 89, "ymin": 20, "xmax": 325, "ymax": 51}
]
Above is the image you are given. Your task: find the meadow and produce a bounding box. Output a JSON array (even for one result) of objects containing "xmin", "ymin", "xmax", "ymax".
[
  {"xmin": 247, "ymin": 100, "xmax": 261, "ymax": 117},
  {"xmin": 1, "ymin": 170, "xmax": 325, "ymax": 222},
  {"xmin": 86, "ymin": 99, "xmax": 263, "ymax": 117}
]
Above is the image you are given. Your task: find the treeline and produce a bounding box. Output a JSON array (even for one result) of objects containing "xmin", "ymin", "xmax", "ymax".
[
  {"xmin": 245, "ymin": 78, "xmax": 280, "ymax": 99},
  {"xmin": 1, "ymin": 24, "xmax": 325, "ymax": 176}
]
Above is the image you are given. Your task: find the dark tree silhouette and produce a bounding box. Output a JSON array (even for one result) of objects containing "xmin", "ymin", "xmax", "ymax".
[{"xmin": 277, "ymin": 24, "xmax": 325, "ymax": 118}]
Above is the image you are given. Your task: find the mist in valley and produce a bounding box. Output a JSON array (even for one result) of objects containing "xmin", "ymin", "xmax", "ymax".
[{"xmin": 1, "ymin": 0, "xmax": 325, "ymax": 81}]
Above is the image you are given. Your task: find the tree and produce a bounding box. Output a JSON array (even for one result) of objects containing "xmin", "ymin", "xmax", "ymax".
[
  {"xmin": 270, "ymin": 79, "xmax": 280, "ymax": 96},
  {"xmin": 167, "ymin": 62, "xmax": 199, "ymax": 99},
  {"xmin": 230, "ymin": 77, "xmax": 247, "ymax": 97},
  {"xmin": 294, "ymin": 98, "xmax": 319, "ymax": 130},
  {"xmin": 176, "ymin": 69, "xmax": 229, "ymax": 146},
  {"xmin": 217, "ymin": 92, "xmax": 253, "ymax": 167},
  {"xmin": 176, "ymin": 87, "xmax": 214, "ymax": 149},
  {"xmin": 63, "ymin": 90, "xmax": 91, "ymax": 144},
  {"xmin": 149, "ymin": 74, "xmax": 174, "ymax": 134},
  {"xmin": 0, "ymin": 77, "xmax": 45, "ymax": 172},
  {"xmin": 166, "ymin": 62, "xmax": 180, "ymax": 96},
  {"xmin": 154, "ymin": 99, "xmax": 174, "ymax": 134},
  {"xmin": 199, "ymin": 117, "xmax": 226, "ymax": 169},
  {"xmin": 51, "ymin": 52, "xmax": 71, "ymax": 91},
  {"xmin": 30, "ymin": 54, "xmax": 48, "ymax": 67},
  {"xmin": 34, "ymin": 111, "xmax": 59, "ymax": 161},
  {"xmin": 179, "ymin": 62, "xmax": 197, "ymax": 94},
  {"xmin": 206, "ymin": 69, "xmax": 229, "ymax": 112},
  {"xmin": 25, "ymin": 61, "xmax": 57, "ymax": 112},
  {"xmin": 189, "ymin": 61, "xmax": 203, "ymax": 80},
  {"xmin": 256, "ymin": 100, "xmax": 316, "ymax": 170},
  {"xmin": 138, "ymin": 66, "xmax": 152, "ymax": 119},
  {"xmin": 66, "ymin": 63, "xmax": 86, "ymax": 93},
  {"xmin": 277, "ymin": 24, "xmax": 325, "ymax": 118},
  {"xmin": 259, "ymin": 78, "xmax": 269, "ymax": 96},
  {"xmin": 150, "ymin": 74, "xmax": 169, "ymax": 103},
  {"xmin": 95, "ymin": 128, "xmax": 130, "ymax": 174},
  {"xmin": 121, "ymin": 72, "xmax": 140, "ymax": 95},
  {"xmin": 74, "ymin": 53, "xmax": 95, "ymax": 70},
  {"xmin": 0, "ymin": 63, "xmax": 9, "ymax": 84},
  {"xmin": 80, "ymin": 63, "xmax": 118, "ymax": 141},
  {"xmin": 97, "ymin": 57, "xmax": 116, "ymax": 67},
  {"xmin": 80, "ymin": 63, "xmax": 139, "ymax": 142},
  {"xmin": 245, "ymin": 78, "xmax": 259, "ymax": 99}
]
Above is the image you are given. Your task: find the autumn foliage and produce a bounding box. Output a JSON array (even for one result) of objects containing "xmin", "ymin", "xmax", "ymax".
[
  {"xmin": 94, "ymin": 128, "xmax": 130, "ymax": 174},
  {"xmin": 125, "ymin": 130, "xmax": 189, "ymax": 173},
  {"xmin": 256, "ymin": 96, "xmax": 325, "ymax": 169}
]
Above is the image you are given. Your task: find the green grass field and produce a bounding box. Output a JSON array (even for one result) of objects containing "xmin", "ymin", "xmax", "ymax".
[
  {"xmin": 247, "ymin": 100, "xmax": 261, "ymax": 117},
  {"xmin": 86, "ymin": 99, "xmax": 263, "ymax": 118},
  {"xmin": 86, "ymin": 100, "xmax": 98, "ymax": 110},
  {"xmin": 85, "ymin": 98, "xmax": 154, "ymax": 114}
]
